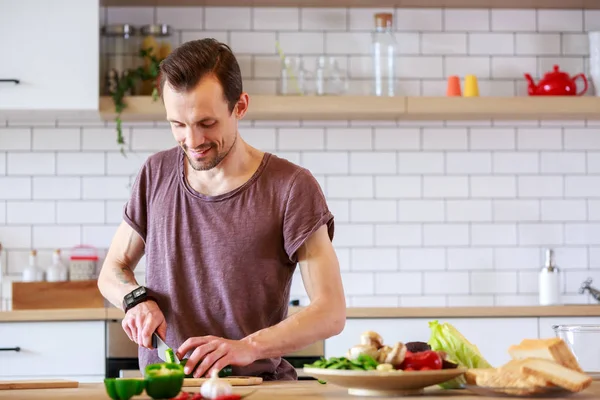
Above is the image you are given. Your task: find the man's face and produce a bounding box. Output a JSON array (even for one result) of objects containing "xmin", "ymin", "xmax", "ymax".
[{"xmin": 163, "ymin": 74, "xmax": 240, "ymax": 171}]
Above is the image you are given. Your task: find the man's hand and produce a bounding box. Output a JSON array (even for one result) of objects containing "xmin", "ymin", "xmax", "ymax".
[
  {"xmin": 176, "ymin": 336, "xmax": 258, "ymax": 378},
  {"xmin": 122, "ymin": 300, "xmax": 167, "ymax": 349}
]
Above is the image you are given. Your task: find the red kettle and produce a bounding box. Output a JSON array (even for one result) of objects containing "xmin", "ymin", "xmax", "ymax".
[{"xmin": 524, "ymin": 65, "xmax": 588, "ymax": 96}]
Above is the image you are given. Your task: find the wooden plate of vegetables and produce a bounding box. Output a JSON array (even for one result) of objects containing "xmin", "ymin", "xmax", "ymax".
[{"xmin": 303, "ymin": 331, "xmax": 466, "ymax": 397}]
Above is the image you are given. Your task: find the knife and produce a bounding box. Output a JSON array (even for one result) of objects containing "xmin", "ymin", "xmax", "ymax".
[{"xmin": 152, "ymin": 332, "xmax": 180, "ymax": 363}]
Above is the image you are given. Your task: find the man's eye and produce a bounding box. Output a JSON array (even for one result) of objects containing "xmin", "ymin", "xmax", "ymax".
[
  {"xmin": 171, "ymin": 122, "xmax": 184, "ymax": 128},
  {"xmin": 201, "ymin": 121, "xmax": 216, "ymax": 128}
]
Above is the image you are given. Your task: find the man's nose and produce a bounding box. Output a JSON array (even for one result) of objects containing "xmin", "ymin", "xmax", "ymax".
[{"xmin": 184, "ymin": 128, "xmax": 206, "ymax": 149}]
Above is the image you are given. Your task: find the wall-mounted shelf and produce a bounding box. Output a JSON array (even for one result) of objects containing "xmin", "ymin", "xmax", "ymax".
[
  {"xmin": 99, "ymin": 95, "xmax": 600, "ymax": 122},
  {"xmin": 100, "ymin": 0, "xmax": 600, "ymax": 9}
]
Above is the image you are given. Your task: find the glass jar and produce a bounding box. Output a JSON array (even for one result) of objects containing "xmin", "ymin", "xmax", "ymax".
[
  {"xmin": 372, "ymin": 13, "xmax": 397, "ymax": 97},
  {"xmin": 100, "ymin": 24, "xmax": 139, "ymax": 96},
  {"xmin": 139, "ymin": 24, "xmax": 173, "ymax": 95}
]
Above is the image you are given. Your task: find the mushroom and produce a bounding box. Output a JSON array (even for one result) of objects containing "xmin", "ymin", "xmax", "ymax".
[
  {"xmin": 377, "ymin": 345, "xmax": 393, "ymax": 363},
  {"xmin": 346, "ymin": 344, "xmax": 379, "ymax": 361},
  {"xmin": 360, "ymin": 330, "xmax": 384, "ymax": 349},
  {"xmin": 376, "ymin": 363, "xmax": 394, "ymax": 372},
  {"xmin": 384, "ymin": 342, "xmax": 407, "ymax": 367}
]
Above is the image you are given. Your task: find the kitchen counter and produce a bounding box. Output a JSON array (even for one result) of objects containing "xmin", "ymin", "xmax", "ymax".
[
  {"xmin": 2, "ymin": 305, "xmax": 600, "ymax": 322},
  {"xmin": 0, "ymin": 381, "xmax": 599, "ymax": 399}
]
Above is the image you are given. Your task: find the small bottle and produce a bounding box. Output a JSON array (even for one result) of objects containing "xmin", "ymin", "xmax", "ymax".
[
  {"xmin": 47, "ymin": 249, "xmax": 68, "ymax": 282},
  {"xmin": 22, "ymin": 250, "xmax": 44, "ymax": 282},
  {"xmin": 539, "ymin": 249, "xmax": 560, "ymax": 305},
  {"xmin": 372, "ymin": 13, "xmax": 397, "ymax": 97}
]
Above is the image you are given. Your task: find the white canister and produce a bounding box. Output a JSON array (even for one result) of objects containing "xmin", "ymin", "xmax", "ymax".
[{"xmin": 539, "ymin": 249, "xmax": 560, "ymax": 305}]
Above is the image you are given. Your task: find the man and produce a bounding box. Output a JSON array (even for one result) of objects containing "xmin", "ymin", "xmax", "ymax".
[{"xmin": 97, "ymin": 38, "xmax": 346, "ymax": 381}]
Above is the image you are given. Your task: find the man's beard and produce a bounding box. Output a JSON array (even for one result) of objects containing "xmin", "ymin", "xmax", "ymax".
[{"xmin": 182, "ymin": 135, "xmax": 236, "ymax": 171}]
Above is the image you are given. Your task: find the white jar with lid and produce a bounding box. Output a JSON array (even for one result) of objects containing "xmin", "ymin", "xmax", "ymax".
[
  {"xmin": 47, "ymin": 249, "xmax": 68, "ymax": 282},
  {"xmin": 539, "ymin": 249, "xmax": 560, "ymax": 305}
]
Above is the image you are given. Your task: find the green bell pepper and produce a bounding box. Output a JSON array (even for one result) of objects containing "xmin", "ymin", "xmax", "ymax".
[
  {"xmin": 179, "ymin": 358, "xmax": 233, "ymax": 378},
  {"xmin": 144, "ymin": 363, "xmax": 185, "ymax": 400},
  {"xmin": 103, "ymin": 378, "xmax": 145, "ymax": 400}
]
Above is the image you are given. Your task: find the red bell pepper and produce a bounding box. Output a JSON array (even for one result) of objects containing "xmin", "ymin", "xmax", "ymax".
[{"xmin": 400, "ymin": 350, "xmax": 442, "ymax": 371}]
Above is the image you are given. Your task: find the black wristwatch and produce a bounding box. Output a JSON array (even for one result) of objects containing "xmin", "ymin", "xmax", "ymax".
[{"xmin": 123, "ymin": 286, "xmax": 152, "ymax": 313}]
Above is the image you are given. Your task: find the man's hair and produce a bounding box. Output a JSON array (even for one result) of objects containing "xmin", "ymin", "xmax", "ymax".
[{"xmin": 158, "ymin": 38, "xmax": 243, "ymax": 114}]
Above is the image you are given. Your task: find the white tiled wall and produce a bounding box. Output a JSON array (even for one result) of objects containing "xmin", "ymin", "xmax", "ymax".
[{"xmin": 1, "ymin": 6, "xmax": 600, "ymax": 310}]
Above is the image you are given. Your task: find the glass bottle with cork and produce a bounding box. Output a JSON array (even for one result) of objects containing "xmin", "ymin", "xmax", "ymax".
[{"xmin": 372, "ymin": 12, "xmax": 397, "ymax": 97}]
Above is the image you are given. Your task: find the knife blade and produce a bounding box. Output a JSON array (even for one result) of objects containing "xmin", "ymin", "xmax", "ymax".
[{"xmin": 152, "ymin": 332, "xmax": 179, "ymax": 363}]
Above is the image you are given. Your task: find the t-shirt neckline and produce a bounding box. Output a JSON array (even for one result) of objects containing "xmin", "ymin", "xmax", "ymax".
[{"xmin": 177, "ymin": 147, "xmax": 272, "ymax": 202}]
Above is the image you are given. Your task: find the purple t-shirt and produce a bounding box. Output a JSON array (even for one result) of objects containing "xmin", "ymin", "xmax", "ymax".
[{"xmin": 123, "ymin": 147, "xmax": 334, "ymax": 380}]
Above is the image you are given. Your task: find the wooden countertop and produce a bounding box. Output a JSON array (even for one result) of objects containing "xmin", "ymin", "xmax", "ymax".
[
  {"xmin": 0, "ymin": 381, "xmax": 599, "ymax": 399},
  {"xmin": 2, "ymin": 305, "xmax": 600, "ymax": 322}
]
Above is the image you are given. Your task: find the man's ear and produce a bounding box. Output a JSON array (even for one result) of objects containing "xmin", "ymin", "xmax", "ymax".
[{"xmin": 234, "ymin": 92, "xmax": 250, "ymax": 119}]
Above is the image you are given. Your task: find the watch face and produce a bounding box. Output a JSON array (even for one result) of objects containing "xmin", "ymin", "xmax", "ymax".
[{"xmin": 133, "ymin": 287, "xmax": 146, "ymax": 298}]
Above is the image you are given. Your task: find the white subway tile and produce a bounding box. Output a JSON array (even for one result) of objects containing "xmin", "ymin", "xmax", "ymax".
[
  {"xmin": 278, "ymin": 32, "xmax": 323, "ymax": 54},
  {"xmin": 375, "ymin": 224, "xmax": 422, "ymax": 246},
  {"xmin": 424, "ymin": 176, "xmax": 468, "ymax": 198},
  {"xmin": 327, "ymin": 176, "xmax": 373, "ymax": 198},
  {"xmin": 399, "ymin": 248, "xmax": 445, "ymax": 270},
  {"xmin": 235, "ymin": 55, "xmax": 253, "ymax": 80},
  {"xmin": 587, "ymin": 153, "xmax": 600, "ymax": 173},
  {"xmin": 328, "ymin": 200, "xmax": 349, "ymax": 223},
  {"xmin": 495, "ymin": 248, "xmax": 540, "ymax": 270},
  {"xmin": 352, "ymin": 296, "xmax": 399, "ymax": 307},
  {"xmin": 6, "ymin": 201, "xmax": 54, "ymax": 224},
  {"xmin": 398, "ymin": 200, "xmax": 444, "ymax": 222},
  {"xmin": 538, "ymin": 10, "xmax": 583, "ymax": 32},
  {"xmin": 0, "ymin": 152, "xmax": 4, "ymax": 175},
  {"xmin": 515, "ymin": 34, "xmax": 561, "ymax": 55},
  {"xmin": 302, "ymin": 152, "xmax": 348, "ymax": 174},
  {"xmin": 396, "ymin": 8, "xmax": 442, "ymax": 31},
  {"xmin": 231, "ymin": 32, "xmax": 276, "ymax": 54},
  {"xmin": 32, "ymin": 128, "xmax": 80, "ymax": 150},
  {"xmin": 538, "ymin": 57, "xmax": 585, "ymax": 77},
  {"xmin": 423, "ymin": 128, "xmax": 468, "ymax": 150},
  {"xmin": 374, "ymin": 128, "xmax": 419, "ymax": 150},
  {"xmin": 471, "ymin": 80, "xmax": 516, "ymax": 97},
  {"xmin": 425, "ymin": 272, "xmax": 470, "ymax": 294},
  {"xmin": 130, "ymin": 129, "xmax": 175, "ymax": 151},
  {"xmin": 83, "ymin": 128, "xmax": 129, "ymax": 151},
  {"xmin": 565, "ymin": 224, "xmax": 600, "ymax": 245},
  {"xmin": 446, "ymin": 152, "xmax": 492, "ymax": 174},
  {"xmin": 352, "ymin": 248, "xmax": 398, "ymax": 271},
  {"xmin": 253, "ymin": 8, "xmax": 298, "ymax": 30},
  {"xmin": 421, "ymin": 80, "xmax": 446, "ymax": 97},
  {"xmin": 301, "ymin": 8, "xmax": 347, "ymax": 30},
  {"xmin": 471, "ymin": 271, "xmax": 518, "ymax": 294},
  {"xmin": 33, "ymin": 177, "xmax": 80, "ymax": 200},
  {"xmin": 107, "ymin": 152, "xmax": 151, "ymax": 176},
  {"xmin": 564, "ymin": 270, "xmax": 600, "ymax": 294},
  {"xmin": 445, "ymin": 57, "xmax": 491, "ymax": 79},
  {"xmin": 492, "ymin": 57, "xmax": 537, "ymax": 78},
  {"xmin": 424, "ymin": 224, "xmax": 469, "ymax": 246},
  {"xmin": 541, "ymin": 152, "xmax": 586, "ymax": 174},
  {"xmin": 375, "ymin": 177, "xmax": 421, "ymax": 199},
  {"xmin": 314, "ymin": 175, "xmax": 326, "ymax": 193},
  {"xmin": 585, "ymin": 10, "xmax": 600, "ymax": 30},
  {"xmin": 519, "ymin": 223, "xmax": 564, "ymax": 245},
  {"xmin": 471, "ymin": 224, "xmax": 518, "ymax": 245},
  {"xmin": 517, "ymin": 128, "xmax": 562, "ymax": 150},
  {"xmin": 57, "ymin": 153, "xmax": 105, "ymax": 176},
  {"xmin": 493, "ymin": 152, "xmax": 538, "ymax": 173},
  {"xmin": 241, "ymin": 128, "xmax": 277, "ymax": 150},
  {"xmin": 156, "ymin": 7, "xmax": 203, "ymax": 30},
  {"xmin": 565, "ymin": 128, "xmax": 600, "ymax": 150},
  {"xmin": 0, "ymin": 227, "xmax": 31, "ymax": 249},
  {"xmin": 491, "ymin": 10, "xmax": 536, "ymax": 32},
  {"xmin": 0, "ymin": 177, "xmax": 31, "ymax": 200},
  {"xmin": 469, "ymin": 33, "xmax": 514, "ymax": 55},
  {"xmin": 33, "ymin": 226, "xmax": 80, "ymax": 249},
  {"xmin": 493, "ymin": 200, "xmax": 540, "ymax": 222},
  {"xmin": 341, "ymin": 272, "xmax": 375, "ymax": 295},
  {"xmin": 448, "ymin": 248, "xmax": 493, "ymax": 270},
  {"xmin": 375, "ymin": 272, "xmax": 422, "ymax": 295},
  {"xmin": 590, "ymin": 247, "xmax": 600, "ymax": 268},
  {"xmin": 396, "ymin": 57, "xmax": 444, "ymax": 79},
  {"xmin": 447, "ymin": 200, "xmax": 492, "ymax": 222},
  {"xmin": 448, "ymin": 295, "xmax": 494, "ymax": 307},
  {"xmin": 82, "ymin": 225, "xmax": 118, "ymax": 248},
  {"xmin": 205, "ymin": 7, "xmax": 251, "ymax": 29},
  {"xmin": 82, "ymin": 177, "xmax": 130, "ymax": 200},
  {"xmin": 552, "ymin": 247, "xmax": 588, "ymax": 269},
  {"xmin": 566, "ymin": 177, "xmax": 600, "ymax": 198},
  {"xmin": 398, "ymin": 153, "xmax": 444, "ymax": 174},
  {"xmin": 495, "ymin": 295, "xmax": 539, "ymax": 306},
  {"xmin": 105, "ymin": 200, "xmax": 124, "ymax": 224},
  {"xmin": 422, "ymin": 33, "xmax": 467, "ymax": 55},
  {"xmin": 393, "ymin": 33, "xmax": 420, "ymax": 54},
  {"xmin": 325, "ymin": 32, "xmax": 371, "ymax": 55},
  {"xmin": 351, "ymin": 200, "xmax": 397, "ymax": 222},
  {"xmin": 7, "ymin": 153, "xmax": 54, "ymax": 175},
  {"xmin": 400, "ymin": 295, "xmax": 447, "ymax": 307},
  {"xmin": 326, "ymin": 128, "xmax": 372, "ymax": 150},
  {"xmin": 106, "ymin": 6, "xmax": 153, "ymax": 25},
  {"xmin": 334, "ymin": 224, "xmax": 374, "ymax": 247},
  {"xmin": 0, "ymin": 200, "xmax": 4, "ymax": 224},
  {"xmin": 278, "ymin": 128, "xmax": 324, "ymax": 150},
  {"xmin": 350, "ymin": 152, "xmax": 396, "ymax": 174},
  {"xmin": 518, "ymin": 176, "xmax": 563, "ymax": 198},
  {"xmin": 181, "ymin": 31, "xmax": 228, "ymax": 45},
  {"xmin": 57, "ymin": 201, "xmax": 105, "ymax": 224},
  {"xmin": 348, "ymin": 8, "xmax": 393, "ymax": 30},
  {"xmin": 470, "ymin": 128, "xmax": 515, "ymax": 150},
  {"xmin": 471, "ymin": 176, "xmax": 516, "ymax": 198},
  {"xmin": 252, "ymin": 56, "xmax": 280, "ymax": 79},
  {"xmin": 243, "ymin": 80, "xmax": 277, "ymax": 95},
  {"xmin": 444, "ymin": 9, "xmax": 489, "ymax": 31}
]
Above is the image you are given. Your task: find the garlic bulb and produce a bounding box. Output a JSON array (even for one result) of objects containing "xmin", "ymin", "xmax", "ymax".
[{"xmin": 200, "ymin": 369, "xmax": 233, "ymax": 399}]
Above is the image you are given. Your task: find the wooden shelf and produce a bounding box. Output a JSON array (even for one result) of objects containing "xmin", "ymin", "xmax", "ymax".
[
  {"xmin": 100, "ymin": 95, "xmax": 600, "ymax": 122},
  {"xmin": 100, "ymin": 0, "xmax": 600, "ymax": 9}
]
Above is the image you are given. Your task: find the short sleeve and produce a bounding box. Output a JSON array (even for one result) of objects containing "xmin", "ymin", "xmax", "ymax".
[
  {"xmin": 123, "ymin": 161, "xmax": 151, "ymax": 243},
  {"xmin": 283, "ymin": 168, "xmax": 334, "ymax": 263}
]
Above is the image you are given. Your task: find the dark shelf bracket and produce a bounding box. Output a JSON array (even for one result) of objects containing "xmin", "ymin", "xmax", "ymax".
[
  {"xmin": 0, "ymin": 347, "xmax": 21, "ymax": 352},
  {"xmin": 0, "ymin": 79, "xmax": 20, "ymax": 84}
]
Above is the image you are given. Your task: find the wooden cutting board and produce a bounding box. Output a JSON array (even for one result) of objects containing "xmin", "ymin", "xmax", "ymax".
[
  {"xmin": 183, "ymin": 376, "xmax": 263, "ymax": 387},
  {"xmin": 0, "ymin": 380, "xmax": 79, "ymax": 390}
]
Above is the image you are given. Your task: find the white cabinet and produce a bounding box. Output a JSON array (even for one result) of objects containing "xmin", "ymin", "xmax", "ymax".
[
  {"xmin": 0, "ymin": 321, "xmax": 105, "ymax": 379},
  {"xmin": 0, "ymin": 0, "xmax": 99, "ymax": 110},
  {"xmin": 325, "ymin": 317, "xmax": 539, "ymax": 368}
]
